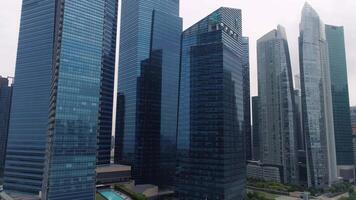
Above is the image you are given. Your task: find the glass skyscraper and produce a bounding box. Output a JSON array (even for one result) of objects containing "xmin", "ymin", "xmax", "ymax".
[
  {"xmin": 299, "ymin": 3, "xmax": 337, "ymax": 187},
  {"xmin": 242, "ymin": 37, "xmax": 252, "ymax": 161},
  {"xmin": 42, "ymin": 1, "xmax": 117, "ymax": 199},
  {"xmin": 252, "ymin": 96, "xmax": 260, "ymax": 161},
  {"xmin": 257, "ymin": 25, "xmax": 298, "ymax": 184},
  {"xmin": 325, "ymin": 25, "xmax": 354, "ymax": 180},
  {"xmin": 116, "ymin": 0, "xmax": 182, "ymax": 186},
  {"xmin": 4, "ymin": 0, "xmax": 56, "ymax": 194},
  {"xmin": 176, "ymin": 7, "xmax": 246, "ymax": 199},
  {"xmin": 0, "ymin": 76, "xmax": 12, "ymax": 184},
  {"xmin": 4, "ymin": 0, "xmax": 117, "ymax": 198}
]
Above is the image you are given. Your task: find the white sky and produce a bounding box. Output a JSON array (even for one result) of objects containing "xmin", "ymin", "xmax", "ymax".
[{"xmin": 1, "ymin": 0, "xmax": 355, "ymax": 106}]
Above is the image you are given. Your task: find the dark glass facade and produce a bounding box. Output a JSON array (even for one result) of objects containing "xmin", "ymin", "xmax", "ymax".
[
  {"xmin": 41, "ymin": 1, "xmax": 117, "ymax": 199},
  {"xmin": 116, "ymin": 0, "xmax": 182, "ymax": 186},
  {"xmin": 325, "ymin": 25, "xmax": 354, "ymax": 166},
  {"xmin": 97, "ymin": 0, "xmax": 118, "ymax": 166},
  {"xmin": 257, "ymin": 26, "xmax": 298, "ymax": 184},
  {"xmin": 4, "ymin": 0, "xmax": 56, "ymax": 194},
  {"xmin": 176, "ymin": 7, "xmax": 245, "ymax": 199},
  {"xmin": 0, "ymin": 77, "xmax": 12, "ymax": 184},
  {"xmin": 252, "ymin": 96, "xmax": 260, "ymax": 161},
  {"xmin": 242, "ymin": 37, "xmax": 252, "ymax": 161}
]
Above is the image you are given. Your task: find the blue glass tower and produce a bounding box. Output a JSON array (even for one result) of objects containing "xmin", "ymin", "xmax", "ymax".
[
  {"xmin": 41, "ymin": 0, "xmax": 117, "ymax": 199},
  {"xmin": 176, "ymin": 7, "xmax": 246, "ymax": 199},
  {"xmin": 325, "ymin": 25, "xmax": 354, "ymax": 180},
  {"xmin": 116, "ymin": 0, "xmax": 182, "ymax": 186},
  {"xmin": 3, "ymin": 0, "xmax": 56, "ymax": 194},
  {"xmin": 0, "ymin": 77, "xmax": 12, "ymax": 184}
]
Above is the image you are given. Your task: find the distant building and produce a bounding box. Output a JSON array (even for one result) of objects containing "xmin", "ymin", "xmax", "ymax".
[
  {"xmin": 242, "ymin": 37, "xmax": 252, "ymax": 161},
  {"xmin": 257, "ymin": 25, "xmax": 298, "ymax": 184},
  {"xmin": 0, "ymin": 76, "xmax": 12, "ymax": 184},
  {"xmin": 299, "ymin": 3, "xmax": 337, "ymax": 187},
  {"xmin": 247, "ymin": 161, "xmax": 282, "ymax": 183},
  {"xmin": 325, "ymin": 24, "xmax": 354, "ymax": 182},
  {"xmin": 176, "ymin": 7, "xmax": 246, "ymax": 199},
  {"xmin": 252, "ymin": 96, "xmax": 260, "ymax": 161}
]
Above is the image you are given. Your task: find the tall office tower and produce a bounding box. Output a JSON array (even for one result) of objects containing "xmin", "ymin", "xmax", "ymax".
[
  {"xmin": 299, "ymin": 3, "xmax": 337, "ymax": 187},
  {"xmin": 0, "ymin": 76, "xmax": 12, "ymax": 184},
  {"xmin": 116, "ymin": 0, "xmax": 182, "ymax": 186},
  {"xmin": 41, "ymin": 1, "xmax": 118, "ymax": 199},
  {"xmin": 325, "ymin": 25, "xmax": 354, "ymax": 181},
  {"xmin": 97, "ymin": 0, "xmax": 118, "ymax": 166},
  {"xmin": 242, "ymin": 37, "xmax": 252, "ymax": 161},
  {"xmin": 176, "ymin": 7, "xmax": 245, "ymax": 199},
  {"xmin": 3, "ymin": 0, "xmax": 56, "ymax": 194},
  {"xmin": 252, "ymin": 96, "xmax": 260, "ymax": 161},
  {"xmin": 257, "ymin": 25, "xmax": 298, "ymax": 184}
]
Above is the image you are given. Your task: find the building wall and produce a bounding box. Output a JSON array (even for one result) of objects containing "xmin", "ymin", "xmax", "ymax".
[
  {"xmin": 116, "ymin": 0, "xmax": 182, "ymax": 187},
  {"xmin": 97, "ymin": 0, "xmax": 118, "ymax": 166},
  {"xmin": 42, "ymin": 1, "xmax": 117, "ymax": 199},
  {"xmin": 176, "ymin": 7, "xmax": 245, "ymax": 200},
  {"xmin": 325, "ymin": 25, "xmax": 353, "ymax": 166},
  {"xmin": 252, "ymin": 96, "xmax": 260, "ymax": 161},
  {"xmin": 299, "ymin": 3, "xmax": 337, "ymax": 187},
  {"xmin": 242, "ymin": 37, "xmax": 252, "ymax": 161},
  {"xmin": 0, "ymin": 77, "xmax": 12, "ymax": 184},
  {"xmin": 257, "ymin": 26, "xmax": 298, "ymax": 184},
  {"xmin": 4, "ymin": 0, "xmax": 56, "ymax": 194}
]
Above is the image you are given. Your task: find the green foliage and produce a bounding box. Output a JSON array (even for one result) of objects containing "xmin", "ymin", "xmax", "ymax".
[
  {"xmin": 114, "ymin": 185, "xmax": 148, "ymax": 200},
  {"xmin": 328, "ymin": 182, "xmax": 353, "ymax": 194},
  {"xmin": 339, "ymin": 192, "xmax": 356, "ymax": 200},
  {"xmin": 247, "ymin": 178, "xmax": 293, "ymax": 192},
  {"xmin": 95, "ymin": 193, "xmax": 106, "ymax": 200},
  {"xmin": 247, "ymin": 192, "xmax": 274, "ymax": 200}
]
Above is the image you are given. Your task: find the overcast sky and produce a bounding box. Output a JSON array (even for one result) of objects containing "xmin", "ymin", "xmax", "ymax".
[{"xmin": 0, "ymin": 0, "xmax": 355, "ymax": 106}]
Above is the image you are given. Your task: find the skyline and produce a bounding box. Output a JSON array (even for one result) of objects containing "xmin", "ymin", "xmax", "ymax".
[{"xmin": 1, "ymin": 0, "xmax": 356, "ymax": 106}]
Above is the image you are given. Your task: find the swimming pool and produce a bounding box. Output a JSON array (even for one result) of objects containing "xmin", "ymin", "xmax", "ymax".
[{"xmin": 99, "ymin": 190, "xmax": 125, "ymax": 200}]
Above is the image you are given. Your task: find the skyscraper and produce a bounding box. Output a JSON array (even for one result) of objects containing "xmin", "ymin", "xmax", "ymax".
[
  {"xmin": 176, "ymin": 7, "xmax": 246, "ymax": 199},
  {"xmin": 351, "ymin": 107, "xmax": 356, "ymax": 166},
  {"xmin": 242, "ymin": 37, "xmax": 252, "ymax": 161},
  {"xmin": 116, "ymin": 0, "xmax": 182, "ymax": 186},
  {"xmin": 299, "ymin": 3, "xmax": 337, "ymax": 187},
  {"xmin": 4, "ymin": 0, "xmax": 117, "ymax": 198},
  {"xmin": 4, "ymin": 1, "xmax": 56, "ymax": 194},
  {"xmin": 257, "ymin": 25, "xmax": 298, "ymax": 184},
  {"xmin": 42, "ymin": 1, "xmax": 117, "ymax": 199},
  {"xmin": 252, "ymin": 96, "xmax": 260, "ymax": 161},
  {"xmin": 325, "ymin": 25, "xmax": 354, "ymax": 181},
  {"xmin": 0, "ymin": 76, "xmax": 12, "ymax": 184}
]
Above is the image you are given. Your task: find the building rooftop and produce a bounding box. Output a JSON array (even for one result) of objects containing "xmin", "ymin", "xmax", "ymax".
[{"xmin": 96, "ymin": 164, "xmax": 131, "ymax": 173}]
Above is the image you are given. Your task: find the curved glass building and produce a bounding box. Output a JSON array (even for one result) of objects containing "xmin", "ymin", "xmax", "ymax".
[
  {"xmin": 257, "ymin": 25, "xmax": 298, "ymax": 184},
  {"xmin": 299, "ymin": 3, "xmax": 337, "ymax": 187}
]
